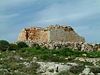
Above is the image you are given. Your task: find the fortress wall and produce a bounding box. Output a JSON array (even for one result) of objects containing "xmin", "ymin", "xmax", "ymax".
[
  {"xmin": 40, "ymin": 30, "xmax": 48, "ymax": 43},
  {"xmin": 48, "ymin": 29, "xmax": 85, "ymax": 42},
  {"xmin": 48, "ymin": 29, "xmax": 67, "ymax": 42},
  {"xmin": 18, "ymin": 28, "xmax": 49, "ymax": 43},
  {"xmin": 18, "ymin": 25, "xmax": 85, "ymax": 43},
  {"xmin": 28, "ymin": 29, "xmax": 41, "ymax": 41},
  {"xmin": 65, "ymin": 31, "xmax": 85, "ymax": 42}
]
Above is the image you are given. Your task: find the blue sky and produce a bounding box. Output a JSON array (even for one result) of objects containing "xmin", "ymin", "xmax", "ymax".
[{"xmin": 0, "ymin": 0, "xmax": 100, "ymax": 43}]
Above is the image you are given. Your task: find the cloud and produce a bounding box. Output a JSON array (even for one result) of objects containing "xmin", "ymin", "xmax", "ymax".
[
  {"xmin": 0, "ymin": 0, "xmax": 100, "ymax": 43},
  {"xmin": 33, "ymin": 0, "xmax": 100, "ymax": 24}
]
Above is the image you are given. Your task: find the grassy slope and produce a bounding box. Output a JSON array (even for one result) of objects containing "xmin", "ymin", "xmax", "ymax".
[{"xmin": 0, "ymin": 47, "xmax": 100, "ymax": 75}]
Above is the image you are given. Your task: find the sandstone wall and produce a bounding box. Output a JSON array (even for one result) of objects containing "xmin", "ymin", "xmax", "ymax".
[
  {"xmin": 65, "ymin": 31, "xmax": 85, "ymax": 42},
  {"xmin": 18, "ymin": 28, "xmax": 48, "ymax": 43},
  {"xmin": 39, "ymin": 30, "xmax": 48, "ymax": 43},
  {"xmin": 48, "ymin": 29, "xmax": 67, "ymax": 42},
  {"xmin": 48, "ymin": 29, "xmax": 85, "ymax": 42},
  {"xmin": 18, "ymin": 25, "xmax": 85, "ymax": 43}
]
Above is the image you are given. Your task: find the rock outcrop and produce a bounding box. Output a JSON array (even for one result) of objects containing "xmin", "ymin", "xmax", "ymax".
[{"xmin": 18, "ymin": 25, "xmax": 85, "ymax": 43}]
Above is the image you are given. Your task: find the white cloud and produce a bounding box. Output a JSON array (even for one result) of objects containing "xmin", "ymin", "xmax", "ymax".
[
  {"xmin": 32, "ymin": 0, "xmax": 100, "ymax": 25},
  {"xmin": 0, "ymin": 0, "xmax": 100, "ymax": 42}
]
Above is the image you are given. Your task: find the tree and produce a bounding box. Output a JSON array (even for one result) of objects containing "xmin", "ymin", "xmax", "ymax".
[
  {"xmin": 17, "ymin": 41, "xmax": 28, "ymax": 49},
  {"xmin": 0, "ymin": 40, "xmax": 10, "ymax": 51}
]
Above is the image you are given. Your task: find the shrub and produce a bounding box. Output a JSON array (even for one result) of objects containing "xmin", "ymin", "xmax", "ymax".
[
  {"xmin": 48, "ymin": 69, "xmax": 54, "ymax": 73},
  {"xmin": 90, "ymin": 67, "xmax": 100, "ymax": 73},
  {"xmin": 35, "ymin": 44, "xmax": 41, "ymax": 49},
  {"xmin": 0, "ymin": 70, "xmax": 11, "ymax": 75},
  {"xmin": 58, "ymin": 71, "xmax": 74, "ymax": 75},
  {"xmin": 83, "ymin": 61, "xmax": 94, "ymax": 66},
  {"xmin": 0, "ymin": 40, "xmax": 10, "ymax": 51},
  {"xmin": 31, "ymin": 43, "xmax": 41, "ymax": 49},
  {"xmin": 18, "ymin": 62, "xmax": 40, "ymax": 75},
  {"xmin": 69, "ymin": 65, "xmax": 85, "ymax": 74},
  {"xmin": 8, "ymin": 43, "xmax": 18, "ymax": 50},
  {"xmin": 17, "ymin": 41, "xmax": 28, "ymax": 49}
]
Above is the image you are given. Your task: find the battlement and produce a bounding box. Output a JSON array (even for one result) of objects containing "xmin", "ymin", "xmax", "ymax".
[{"xmin": 46, "ymin": 25, "xmax": 74, "ymax": 31}]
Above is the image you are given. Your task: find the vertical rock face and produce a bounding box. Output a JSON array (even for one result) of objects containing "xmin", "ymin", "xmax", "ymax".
[{"xmin": 18, "ymin": 25, "xmax": 85, "ymax": 43}]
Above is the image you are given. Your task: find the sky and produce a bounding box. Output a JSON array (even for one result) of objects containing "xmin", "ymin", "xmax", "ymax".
[{"xmin": 0, "ymin": 0, "xmax": 100, "ymax": 43}]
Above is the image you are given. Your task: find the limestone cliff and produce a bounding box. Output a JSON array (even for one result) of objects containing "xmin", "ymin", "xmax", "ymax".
[{"xmin": 18, "ymin": 25, "xmax": 85, "ymax": 43}]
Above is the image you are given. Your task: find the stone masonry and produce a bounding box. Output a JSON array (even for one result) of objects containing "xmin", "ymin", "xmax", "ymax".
[{"xmin": 18, "ymin": 25, "xmax": 85, "ymax": 43}]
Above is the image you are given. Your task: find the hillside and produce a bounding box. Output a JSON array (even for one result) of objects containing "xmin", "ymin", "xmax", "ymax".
[{"xmin": 0, "ymin": 41, "xmax": 100, "ymax": 75}]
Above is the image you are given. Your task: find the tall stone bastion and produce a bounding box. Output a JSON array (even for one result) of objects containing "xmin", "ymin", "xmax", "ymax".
[{"xmin": 18, "ymin": 25, "xmax": 85, "ymax": 43}]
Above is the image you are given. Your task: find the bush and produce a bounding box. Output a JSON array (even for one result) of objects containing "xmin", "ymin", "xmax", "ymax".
[
  {"xmin": 31, "ymin": 43, "xmax": 41, "ymax": 49},
  {"xmin": 8, "ymin": 43, "xmax": 18, "ymax": 50},
  {"xmin": 0, "ymin": 40, "xmax": 10, "ymax": 51},
  {"xmin": 90, "ymin": 67, "xmax": 100, "ymax": 73},
  {"xmin": 69, "ymin": 65, "xmax": 85, "ymax": 74},
  {"xmin": 17, "ymin": 41, "xmax": 28, "ymax": 49},
  {"xmin": 58, "ymin": 71, "xmax": 74, "ymax": 75}
]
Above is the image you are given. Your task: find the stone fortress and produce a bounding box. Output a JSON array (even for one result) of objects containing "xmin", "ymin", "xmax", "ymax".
[
  {"xmin": 18, "ymin": 25, "xmax": 100, "ymax": 51},
  {"xmin": 18, "ymin": 25, "xmax": 85, "ymax": 43}
]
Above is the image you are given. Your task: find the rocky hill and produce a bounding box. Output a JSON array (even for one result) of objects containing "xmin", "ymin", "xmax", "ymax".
[{"xmin": 17, "ymin": 25, "xmax": 100, "ymax": 51}]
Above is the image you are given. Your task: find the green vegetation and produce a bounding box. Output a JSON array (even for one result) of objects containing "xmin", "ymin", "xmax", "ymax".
[
  {"xmin": 0, "ymin": 50, "xmax": 40, "ymax": 75},
  {"xmin": 0, "ymin": 40, "xmax": 100, "ymax": 60},
  {"xmin": 90, "ymin": 67, "xmax": 100, "ymax": 74},
  {"xmin": 17, "ymin": 47, "xmax": 100, "ymax": 61},
  {"xmin": 0, "ymin": 40, "xmax": 100, "ymax": 75},
  {"xmin": 8, "ymin": 43, "xmax": 18, "ymax": 50},
  {"xmin": 57, "ymin": 71, "xmax": 75, "ymax": 75},
  {"xmin": 57, "ymin": 65, "xmax": 84, "ymax": 75},
  {"xmin": 69, "ymin": 65, "xmax": 84, "ymax": 74},
  {"xmin": 0, "ymin": 40, "xmax": 10, "ymax": 51},
  {"xmin": 17, "ymin": 41, "xmax": 28, "ymax": 49},
  {"xmin": 0, "ymin": 57, "xmax": 40, "ymax": 75}
]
